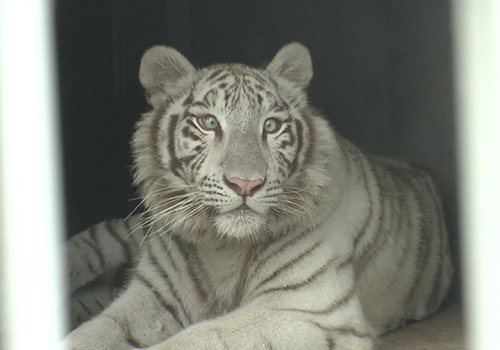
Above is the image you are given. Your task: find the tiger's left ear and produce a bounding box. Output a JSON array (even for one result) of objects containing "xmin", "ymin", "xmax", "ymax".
[
  {"xmin": 266, "ymin": 42, "xmax": 313, "ymax": 90},
  {"xmin": 139, "ymin": 45, "xmax": 195, "ymax": 106}
]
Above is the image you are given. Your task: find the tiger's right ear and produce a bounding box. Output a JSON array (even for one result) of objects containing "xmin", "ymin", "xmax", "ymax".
[
  {"xmin": 139, "ymin": 46, "xmax": 195, "ymax": 106},
  {"xmin": 266, "ymin": 42, "xmax": 313, "ymax": 90}
]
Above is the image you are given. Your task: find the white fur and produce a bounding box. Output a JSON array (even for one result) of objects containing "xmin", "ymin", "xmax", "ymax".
[{"xmin": 64, "ymin": 43, "xmax": 453, "ymax": 350}]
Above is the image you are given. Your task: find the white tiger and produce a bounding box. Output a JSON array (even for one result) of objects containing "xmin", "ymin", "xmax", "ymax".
[{"xmin": 64, "ymin": 42, "xmax": 453, "ymax": 350}]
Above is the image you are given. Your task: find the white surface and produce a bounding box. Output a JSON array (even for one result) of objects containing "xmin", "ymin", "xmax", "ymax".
[
  {"xmin": 453, "ymin": 1, "xmax": 500, "ymax": 349},
  {"xmin": 0, "ymin": 0, "xmax": 66, "ymax": 349}
]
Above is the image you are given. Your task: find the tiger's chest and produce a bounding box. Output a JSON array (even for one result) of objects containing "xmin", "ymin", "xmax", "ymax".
[
  {"xmin": 194, "ymin": 243, "xmax": 254, "ymax": 312},
  {"xmin": 198, "ymin": 244, "xmax": 249, "ymax": 286}
]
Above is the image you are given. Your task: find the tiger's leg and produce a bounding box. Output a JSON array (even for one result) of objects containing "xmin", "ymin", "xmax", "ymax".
[
  {"xmin": 146, "ymin": 292, "xmax": 375, "ymax": 350},
  {"xmin": 65, "ymin": 217, "xmax": 143, "ymax": 294},
  {"xmin": 63, "ymin": 276, "xmax": 188, "ymax": 350},
  {"xmin": 69, "ymin": 278, "xmax": 116, "ymax": 330}
]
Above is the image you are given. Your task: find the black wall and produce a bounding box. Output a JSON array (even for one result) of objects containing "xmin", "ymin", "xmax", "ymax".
[{"xmin": 57, "ymin": 0, "xmax": 458, "ymax": 297}]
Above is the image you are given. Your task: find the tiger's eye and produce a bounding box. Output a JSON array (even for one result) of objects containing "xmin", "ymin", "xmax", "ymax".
[
  {"xmin": 264, "ymin": 118, "xmax": 281, "ymax": 133},
  {"xmin": 198, "ymin": 115, "xmax": 219, "ymax": 130}
]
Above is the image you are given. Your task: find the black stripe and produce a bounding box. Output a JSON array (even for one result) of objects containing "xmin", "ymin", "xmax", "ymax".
[
  {"xmin": 201, "ymin": 87, "xmax": 218, "ymax": 105},
  {"xmin": 331, "ymin": 327, "xmax": 374, "ymax": 340},
  {"xmin": 254, "ymin": 240, "xmax": 323, "ymax": 291},
  {"xmin": 206, "ymin": 68, "xmax": 224, "ymax": 82},
  {"xmin": 425, "ymin": 250, "xmax": 444, "ymax": 313},
  {"xmin": 213, "ymin": 72, "xmax": 230, "ymax": 83},
  {"xmin": 423, "ymin": 175, "xmax": 448, "ymax": 313},
  {"xmin": 160, "ymin": 235, "xmax": 181, "ymax": 274},
  {"xmin": 354, "ymin": 160, "xmax": 392, "ymax": 274},
  {"xmin": 147, "ymin": 244, "xmax": 190, "ymax": 325},
  {"xmin": 149, "ymin": 105, "xmax": 167, "ymax": 171},
  {"xmin": 381, "ymin": 176, "xmax": 415, "ymax": 288},
  {"xmin": 190, "ymin": 100, "xmax": 209, "ymax": 109},
  {"xmin": 184, "ymin": 118, "xmax": 199, "ymax": 131},
  {"xmin": 79, "ymin": 235, "xmax": 105, "ymax": 273},
  {"xmin": 277, "ymin": 124, "xmax": 295, "ymax": 149},
  {"xmin": 312, "ymin": 286, "xmax": 357, "ymax": 315},
  {"xmin": 85, "ymin": 261, "xmax": 97, "ymax": 275},
  {"xmin": 326, "ymin": 336, "xmax": 336, "ymax": 350},
  {"xmin": 133, "ymin": 273, "xmax": 184, "ymax": 327},
  {"xmin": 192, "ymin": 153, "xmax": 207, "ymax": 173},
  {"xmin": 88, "ymin": 226, "xmax": 107, "ymax": 269},
  {"xmin": 106, "ymin": 220, "xmax": 133, "ymax": 263},
  {"xmin": 403, "ymin": 178, "xmax": 434, "ymax": 307},
  {"xmin": 244, "ymin": 69, "xmax": 267, "ymax": 85},
  {"xmin": 336, "ymin": 136, "xmax": 353, "ymax": 175},
  {"xmin": 182, "ymin": 92, "xmax": 194, "ymax": 107},
  {"xmin": 114, "ymin": 316, "xmax": 143, "ymax": 349},
  {"xmin": 167, "ymin": 114, "xmax": 183, "ymax": 177},
  {"xmin": 257, "ymin": 254, "xmax": 342, "ymax": 297},
  {"xmin": 288, "ymin": 119, "xmax": 303, "ymax": 176},
  {"xmin": 123, "ymin": 217, "xmax": 143, "ymax": 244},
  {"xmin": 387, "ymin": 167, "xmax": 418, "ymax": 288},
  {"xmin": 300, "ymin": 111, "xmax": 315, "ymax": 168},
  {"xmin": 312, "ymin": 321, "xmax": 375, "ymax": 340},
  {"xmin": 77, "ymin": 300, "xmax": 92, "ymax": 316},
  {"xmin": 126, "ymin": 335, "xmax": 143, "ymax": 349},
  {"xmin": 232, "ymin": 249, "xmax": 255, "ymax": 308},
  {"xmin": 181, "ymin": 154, "xmax": 197, "ymax": 165},
  {"xmin": 276, "ymin": 151, "xmax": 293, "ymax": 169},
  {"xmin": 172, "ymin": 236, "xmax": 209, "ymax": 302},
  {"xmin": 251, "ymin": 218, "xmax": 325, "ymax": 276},
  {"xmin": 181, "ymin": 125, "xmax": 201, "ymax": 141},
  {"xmin": 279, "ymin": 286, "xmax": 356, "ymax": 316},
  {"xmin": 332, "ymin": 327, "xmax": 374, "ymax": 339},
  {"xmin": 257, "ymin": 93, "xmax": 263, "ymax": 106},
  {"xmin": 95, "ymin": 298, "xmax": 105, "ymax": 310},
  {"xmin": 351, "ymin": 154, "xmax": 374, "ymax": 251}
]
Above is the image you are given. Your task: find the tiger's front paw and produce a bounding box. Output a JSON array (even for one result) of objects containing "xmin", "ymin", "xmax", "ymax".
[
  {"xmin": 148, "ymin": 326, "xmax": 249, "ymax": 350},
  {"xmin": 62, "ymin": 335, "xmax": 134, "ymax": 350},
  {"xmin": 63, "ymin": 317, "xmax": 134, "ymax": 350}
]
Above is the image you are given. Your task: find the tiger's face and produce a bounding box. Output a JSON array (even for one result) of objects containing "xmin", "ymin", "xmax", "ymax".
[{"xmin": 133, "ymin": 43, "xmax": 333, "ymax": 244}]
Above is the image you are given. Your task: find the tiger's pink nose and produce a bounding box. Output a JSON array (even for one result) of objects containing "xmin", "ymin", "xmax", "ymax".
[{"xmin": 226, "ymin": 177, "xmax": 264, "ymax": 196}]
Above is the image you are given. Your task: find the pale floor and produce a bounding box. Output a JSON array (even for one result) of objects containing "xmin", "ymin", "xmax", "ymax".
[{"xmin": 378, "ymin": 304, "xmax": 466, "ymax": 350}]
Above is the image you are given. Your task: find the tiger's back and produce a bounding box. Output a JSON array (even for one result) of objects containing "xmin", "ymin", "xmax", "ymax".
[
  {"xmin": 64, "ymin": 42, "xmax": 452, "ymax": 350},
  {"xmin": 351, "ymin": 148, "xmax": 452, "ymax": 332}
]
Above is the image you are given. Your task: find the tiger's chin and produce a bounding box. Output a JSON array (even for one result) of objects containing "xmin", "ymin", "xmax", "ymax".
[{"xmin": 214, "ymin": 208, "xmax": 267, "ymax": 241}]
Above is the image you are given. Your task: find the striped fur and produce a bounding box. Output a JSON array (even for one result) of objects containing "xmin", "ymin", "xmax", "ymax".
[
  {"xmin": 65, "ymin": 216, "xmax": 145, "ymax": 329},
  {"xmin": 64, "ymin": 43, "xmax": 453, "ymax": 350}
]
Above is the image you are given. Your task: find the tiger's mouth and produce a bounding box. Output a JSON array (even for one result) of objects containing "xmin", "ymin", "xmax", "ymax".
[
  {"xmin": 214, "ymin": 204, "xmax": 266, "ymax": 240},
  {"xmin": 221, "ymin": 199, "xmax": 259, "ymax": 215},
  {"xmin": 234, "ymin": 203, "xmax": 251, "ymax": 211},
  {"xmin": 230, "ymin": 203, "xmax": 264, "ymax": 216}
]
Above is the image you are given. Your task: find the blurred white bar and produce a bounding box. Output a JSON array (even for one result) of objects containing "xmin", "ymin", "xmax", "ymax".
[
  {"xmin": 452, "ymin": 1, "xmax": 500, "ymax": 349},
  {"xmin": 0, "ymin": 0, "xmax": 66, "ymax": 349}
]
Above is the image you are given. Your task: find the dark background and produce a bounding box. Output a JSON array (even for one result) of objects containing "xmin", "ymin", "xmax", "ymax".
[{"xmin": 56, "ymin": 0, "xmax": 459, "ymax": 299}]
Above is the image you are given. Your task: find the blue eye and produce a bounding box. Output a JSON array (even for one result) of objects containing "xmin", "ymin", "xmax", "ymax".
[
  {"xmin": 264, "ymin": 118, "xmax": 281, "ymax": 133},
  {"xmin": 197, "ymin": 115, "xmax": 219, "ymax": 130}
]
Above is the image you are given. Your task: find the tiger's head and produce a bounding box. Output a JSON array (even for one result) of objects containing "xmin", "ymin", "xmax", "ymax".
[{"xmin": 133, "ymin": 43, "xmax": 340, "ymax": 246}]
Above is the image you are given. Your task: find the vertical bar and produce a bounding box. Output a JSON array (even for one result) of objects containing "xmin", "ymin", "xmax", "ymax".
[
  {"xmin": 452, "ymin": 0, "xmax": 500, "ymax": 349},
  {"xmin": 0, "ymin": 0, "xmax": 66, "ymax": 349}
]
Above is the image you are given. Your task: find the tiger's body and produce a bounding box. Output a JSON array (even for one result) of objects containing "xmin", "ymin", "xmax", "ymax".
[{"xmin": 64, "ymin": 43, "xmax": 453, "ymax": 350}]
